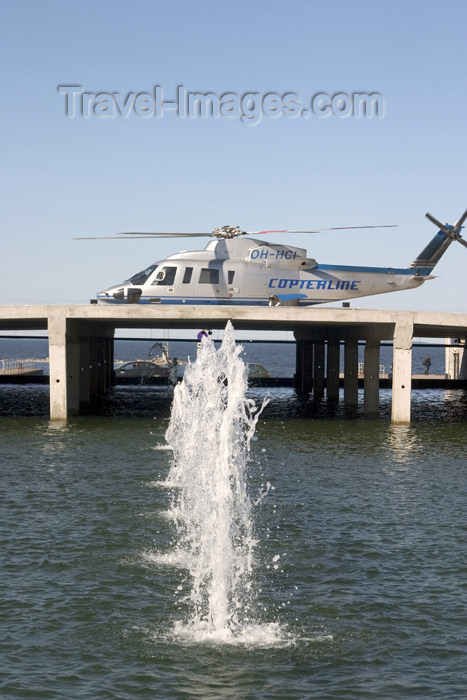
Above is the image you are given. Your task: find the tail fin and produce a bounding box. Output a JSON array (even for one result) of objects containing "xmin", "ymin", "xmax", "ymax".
[
  {"xmin": 409, "ymin": 230, "xmax": 452, "ymax": 274},
  {"xmin": 409, "ymin": 209, "xmax": 467, "ymax": 275}
]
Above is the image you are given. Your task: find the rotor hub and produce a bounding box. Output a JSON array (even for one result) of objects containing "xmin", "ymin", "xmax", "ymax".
[{"xmin": 212, "ymin": 225, "xmax": 244, "ymax": 239}]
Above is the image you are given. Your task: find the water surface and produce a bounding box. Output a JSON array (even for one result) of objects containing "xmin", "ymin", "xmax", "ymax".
[{"xmin": 1, "ymin": 404, "xmax": 466, "ymax": 698}]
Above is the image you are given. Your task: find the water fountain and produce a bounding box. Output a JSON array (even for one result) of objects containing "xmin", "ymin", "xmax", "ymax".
[{"xmin": 163, "ymin": 322, "xmax": 279, "ymax": 643}]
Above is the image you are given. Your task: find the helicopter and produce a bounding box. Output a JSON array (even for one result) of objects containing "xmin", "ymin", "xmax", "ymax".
[{"xmin": 77, "ymin": 209, "xmax": 467, "ymax": 306}]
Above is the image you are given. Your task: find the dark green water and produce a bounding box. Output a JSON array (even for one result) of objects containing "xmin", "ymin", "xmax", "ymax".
[{"xmin": 1, "ymin": 389, "xmax": 466, "ymax": 698}]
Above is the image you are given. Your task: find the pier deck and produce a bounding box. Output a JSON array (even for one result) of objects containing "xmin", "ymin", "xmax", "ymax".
[{"xmin": 0, "ymin": 304, "xmax": 466, "ymax": 422}]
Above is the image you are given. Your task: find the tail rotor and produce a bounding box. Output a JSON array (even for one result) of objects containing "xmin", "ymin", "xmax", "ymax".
[{"xmin": 426, "ymin": 209, "xmax": 467, "ymax": 249}]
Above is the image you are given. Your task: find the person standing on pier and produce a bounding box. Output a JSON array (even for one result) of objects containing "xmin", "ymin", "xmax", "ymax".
[
  {"xmin": 422, "ymin": 355, "xmax": 431, "ymax": 375},
  {"xmin": 197, "ymin": 329, "xmax": 212, "ymax": 347}
]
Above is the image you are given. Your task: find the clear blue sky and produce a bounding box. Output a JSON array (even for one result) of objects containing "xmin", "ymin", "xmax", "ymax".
[{"xmin": 0, "ymin": 0, "xmax": 466, "ymax": 315}]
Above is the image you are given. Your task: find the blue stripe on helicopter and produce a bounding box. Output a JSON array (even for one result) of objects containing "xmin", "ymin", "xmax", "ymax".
[{"xmin": 96, "ymin": 296, "xmax": 319, "ymax": 306}]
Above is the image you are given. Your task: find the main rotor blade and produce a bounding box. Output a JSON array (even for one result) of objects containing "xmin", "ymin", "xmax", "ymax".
[
  {"xmin": 246, "ymin": 225, "xmax": 397, "ymax": 235},
  {"xmin": 246, "ymin": 229, "xmax": 321, "ymax": 234},
  {"xmin": 320, "ymin": 225, "xmax": 398, "ymax": 231},
  {"xmin": 455, "ymin": 235, "xmax": 467, "ymax": 249},
  {"xmin": 74, "ymin": 233, "xmax": 211, "ymax": 240},
  {"xmin": 115, "ymin": 232, "xmax": 211, "ymax": 237},
  {"xmin": 75, "ymin": 224, "xmax": 398, "ymax": 241}
]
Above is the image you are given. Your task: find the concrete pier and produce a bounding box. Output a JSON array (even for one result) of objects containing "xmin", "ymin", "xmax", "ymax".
[
  {"xmin": 363, "ymin": 337, "xmax": 380, "ymax": 416},
  {"xmin": 344, "ymin": 339, "xmax": 359, "ymax": 408},
  {"xmin": 1, "ymin": 304, "xmax": 466, "ymax": 422},
  {"xmin": 326, "ymin": 339, "xmax": 340, "ymax": 403},
  {"xmin": 391, "ymin": 318, "xmax": 414, "ymax": 423},
  {"xmin": 445, "ymin": 338, "xmax": 467, "ymax": 379}
]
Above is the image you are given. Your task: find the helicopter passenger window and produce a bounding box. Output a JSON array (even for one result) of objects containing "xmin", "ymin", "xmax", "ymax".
[
  {"xmin": 228, "ymin": 271, "xmax": 235, "ymax": 284},
  {"xmin": 199, "ymin": 268, "xmax": 219, "ymax": 284},
  {"xmin": 183, "ymin": 267, "xmax": 193, "ymax": 283},
  {"xmin": 154, "ymin": 266, "xmax": 177, "ymax": 286}
]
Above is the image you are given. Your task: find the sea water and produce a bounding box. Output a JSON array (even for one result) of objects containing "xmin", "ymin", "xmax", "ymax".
[{"xmin": 0, "ymin": 333, "xmax": 467, "ymax": 698}]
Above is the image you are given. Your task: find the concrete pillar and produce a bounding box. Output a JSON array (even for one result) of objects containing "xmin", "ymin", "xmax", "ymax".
[
  {"xmin": 48, "ymin": 308, "xmax": 68, "ymax": 421},
  {"xmin": 445, "ymin": 338, "xmax": 466, "ymax": 379},
  {"xmin": 326, "ymin": 339, "xmax": 340, "ymax": 403},
  {"xmin": 89, "ymin": 336, "xmax": 100, "ymax": 400},
  {"xmin": 294, "ymin": 338, "xmax": 313, "ymax": 398},
  {"xmin": 294, "ymin": 338, "xmax": 303, "ymax": 392},
  {"xmin": 107, "ymin": 336, "xmax": 115, "ymax": 387},
  {"xmin": 391, "ymin": 319, "xmax": 413, "ymax": 424},
  {"xmin": 344, "ymin": 339, "xmax": 359, "ymax": 406},
  {"xmin": 48, "ymin": 317, "xmax": 115, "ymax": 419},
  {"xmin": 313, "ymin": 341, "xmax": 325, "ymax": 401},
  {"xmin": 93, "ymin": 332, "xmax": 114, "ymax": 395},
  {"xmin": 78, "ymin": 332, "xmax": 91, "ymax": 405},
  {"xmin": 77, "ymin": 323, "xmax": 114, "ymax": 412},
  {"xmin": 363, "ymin": 338, "xmax": 380, "ymax": 416},
  {"xmin": 65, "ymin": 321, "xmax": 81, "ymax": 416}
]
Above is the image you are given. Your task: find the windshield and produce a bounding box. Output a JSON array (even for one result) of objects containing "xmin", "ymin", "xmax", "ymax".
[{"xmin": 128, "ymin": 263, "xmax": 158, "ymax": 285}]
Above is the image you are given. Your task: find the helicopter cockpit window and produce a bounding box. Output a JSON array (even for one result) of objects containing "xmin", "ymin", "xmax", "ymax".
[
  {"xmin": 183, "ymin": 267, "xmax": 193, "ymax": 284},
  {"xmin": 128, "ymin": 263, "xmax": 158, "ymax": 285},
  {"xmin": 228, "ymin": 270, "xmax": 235, "ymax": 284},
  {"xmin": 199, "ymin": 268, "xmax": 220, "ymax": 284},
  {"xmin": 154, "ymin": 266, "xmax": 177, "ymax": 286}
]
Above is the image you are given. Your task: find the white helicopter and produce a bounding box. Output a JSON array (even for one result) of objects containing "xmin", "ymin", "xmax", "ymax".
[{"xmin": 78, "ymin": 209, "xmax": 467, "ymax": 306}]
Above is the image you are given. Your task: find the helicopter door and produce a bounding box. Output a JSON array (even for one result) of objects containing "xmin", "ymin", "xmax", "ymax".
[
  {"xmin": 151, "ymin": 265, "xmax": 178, "ymax": 297},
  {"xmin": 226, "ymin": 267, "xmax": 241, "ymax": 300},
  {"xmin": 197, "ymin": 265, "xmax": 237, "ymax": 301},
  {"xmin": 198, "ymin": 266, "xmax": 222, "ymax": 300},
  {"xmin": 179, "ymin": 265, "xmax": 194, "ymax": 302}
]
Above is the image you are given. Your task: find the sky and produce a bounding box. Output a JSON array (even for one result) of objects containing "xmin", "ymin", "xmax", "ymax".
[{"xmin": 0, "ymin": 0, "xmax": 466, "ymax": 321}]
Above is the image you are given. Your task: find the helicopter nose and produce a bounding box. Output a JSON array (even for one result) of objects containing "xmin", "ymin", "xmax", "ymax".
[
  {"xmin": 101, "ymin": 286, "xmax": 142, "ymax": 303},
  {"xmin": 96, "ymin": 286, "xmax": 124, "ymax": 302}
]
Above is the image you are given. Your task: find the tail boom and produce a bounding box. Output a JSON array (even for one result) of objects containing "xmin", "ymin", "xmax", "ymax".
[{"xmin": 409, "ymin": 230, "xmax": 452, "ymax": 275}]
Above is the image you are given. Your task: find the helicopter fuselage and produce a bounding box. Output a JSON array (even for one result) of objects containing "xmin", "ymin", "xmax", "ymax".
[{"xmin": 96, "ymin": 237, "xmax": 428, "ymax": 306}]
